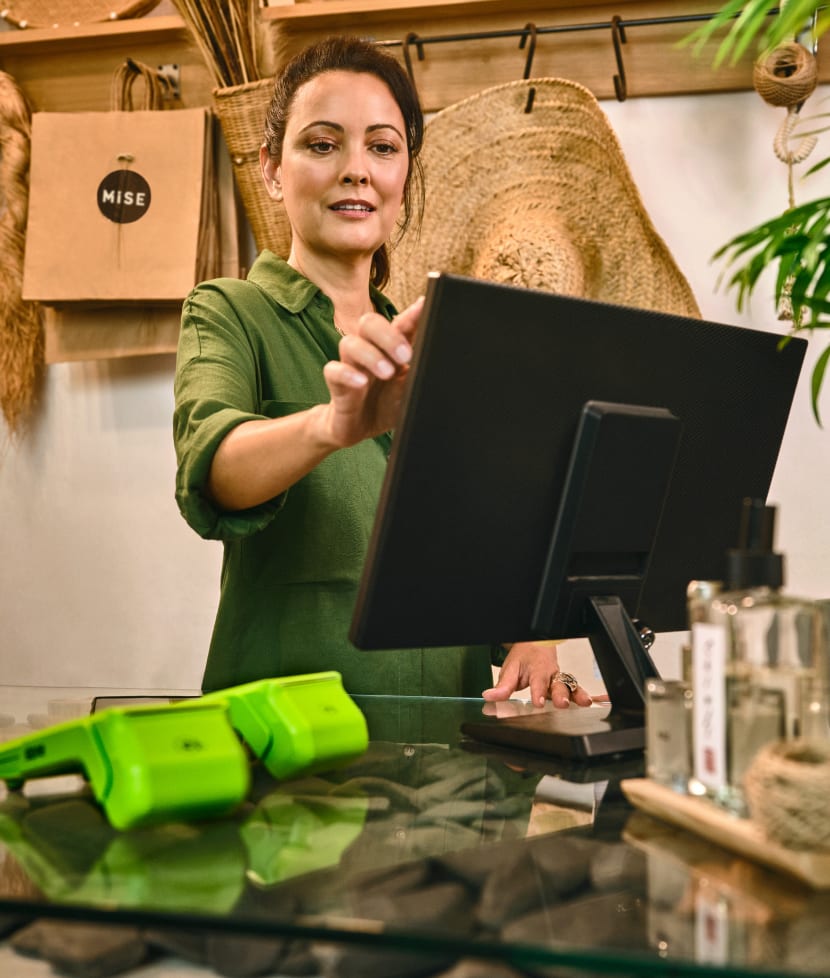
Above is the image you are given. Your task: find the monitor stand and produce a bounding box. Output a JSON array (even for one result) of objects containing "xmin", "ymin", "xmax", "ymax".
[
  {"xmin": 461, "ymin": 402, "xmax": 673, "ymax": 760},
  {"xmin": 461, "ymin": 595, "xmax": 660, "ymax": 762}
]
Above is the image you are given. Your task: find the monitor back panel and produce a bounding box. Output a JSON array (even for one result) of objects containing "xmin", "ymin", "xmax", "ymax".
[{"xmin": 351, "ymin": 274, "xmax": 806, "ymax": 650}]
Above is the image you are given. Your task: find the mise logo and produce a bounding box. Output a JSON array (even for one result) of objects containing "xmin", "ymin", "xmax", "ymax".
[{"xmin": 97, "ymin": 170, "xmax": 151, "ymax": 224}]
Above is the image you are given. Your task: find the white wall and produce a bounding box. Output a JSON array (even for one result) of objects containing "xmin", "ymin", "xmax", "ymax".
[
  {"xmin": 1, "ymin": 87, "xmax": 827, "ymax": 690},
  {"xmin": 603, "ymin": 89, "xmax": 830, "ymax": 601},
  {"xmin": 0, "ymin": 355, "xmax": 220, "ymax": 689}
]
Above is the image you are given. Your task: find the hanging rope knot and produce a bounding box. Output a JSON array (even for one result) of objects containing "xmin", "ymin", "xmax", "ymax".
[
  {"xmin": 762, "ymin": 44, "xmax": 820, "ymax": 191},
  {"xmin": 752, "ymin": 43, "xmax": 820, "ymax": 324},
  {"xmin": 753, "ymin": 42, "xmax": 818, "ymax": 107},
  {"xmin": 774, "ymin": 106, "xmax": 818, "ymax": 165}
]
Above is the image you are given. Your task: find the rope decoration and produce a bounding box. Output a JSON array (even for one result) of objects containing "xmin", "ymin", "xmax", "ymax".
[
  {"xmin": 753, "ymin": 42, "xmax": 818, "ymax": 108},
  {"xmin": 752, "ymin": 42, "xmax": 819, "ymax": 323},
  {"xmin": 0, "ymin": 71, "xmax": 43, "ymax": 436},
  {"xmin": 773, "ymin": 109, "xmax": 818, "ymax": 168},
  {"xmin": 744, "ymin": 739, "xmax": 830, "ymax": 850}
]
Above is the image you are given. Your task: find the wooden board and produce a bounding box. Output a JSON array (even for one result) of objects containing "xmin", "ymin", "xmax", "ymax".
[{"xmin": 621, "ymin": 777, "xmax": 830, "ymax": 889}]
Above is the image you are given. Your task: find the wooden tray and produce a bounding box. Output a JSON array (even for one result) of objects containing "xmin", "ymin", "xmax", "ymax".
[{"xmin": 621, "ymin": 777, "xmax": 830, "ymax": 889}]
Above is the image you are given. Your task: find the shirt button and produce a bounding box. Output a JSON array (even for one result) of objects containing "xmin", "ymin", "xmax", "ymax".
[{"xmin": 403, "ymin": 745, "xmax": 416, "ymax": 757}]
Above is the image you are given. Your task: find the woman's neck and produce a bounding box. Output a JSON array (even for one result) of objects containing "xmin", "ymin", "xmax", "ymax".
[{"xmin": 288, "ymin": 247, "xmax": 375, "ymax": 334}]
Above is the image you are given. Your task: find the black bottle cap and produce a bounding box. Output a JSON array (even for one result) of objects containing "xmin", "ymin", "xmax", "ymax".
[{"xmin": 725, "ymin": 497, "xmax": 784, "ymax": 590}]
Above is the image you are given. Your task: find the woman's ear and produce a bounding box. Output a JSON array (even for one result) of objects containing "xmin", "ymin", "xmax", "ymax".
[{"xmin": 260, "ymin": 146, "xmax": 283, "ymax": 202}]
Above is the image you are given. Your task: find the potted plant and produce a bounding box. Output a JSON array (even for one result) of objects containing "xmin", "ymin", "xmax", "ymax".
[{"xmin": 685, "ymin": 0, "xmax": 830, "ymax": 424}]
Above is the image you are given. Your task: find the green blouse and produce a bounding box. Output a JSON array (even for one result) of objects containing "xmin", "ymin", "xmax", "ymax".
[{"xmin": 174, "ymin": 252, "xmax": 494, "ymax": 696}]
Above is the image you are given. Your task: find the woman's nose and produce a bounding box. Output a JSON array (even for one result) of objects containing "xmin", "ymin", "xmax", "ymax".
[{"xmin": 340, "ymin": 153, "xmax": 369, "ymax": 185}]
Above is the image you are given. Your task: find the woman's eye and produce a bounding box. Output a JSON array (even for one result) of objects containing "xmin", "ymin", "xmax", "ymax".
[
  {"xmin": 308, "ymin": 140, "xmax": 335, "ymax": 154},
  {"xmin": 372, "ymin": 142, "xmax": 399, "ymax": 156}
]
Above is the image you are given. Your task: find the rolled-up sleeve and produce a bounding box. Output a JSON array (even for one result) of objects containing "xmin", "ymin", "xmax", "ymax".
[{"xmin": 173, "ymin": 284, "xmax": 286, "ymax": 541}]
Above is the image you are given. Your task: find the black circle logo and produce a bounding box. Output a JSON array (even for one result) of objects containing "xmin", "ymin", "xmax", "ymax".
[{"xmin": 97, "ymin": 170, "xmax": 152, "ymax": 224}]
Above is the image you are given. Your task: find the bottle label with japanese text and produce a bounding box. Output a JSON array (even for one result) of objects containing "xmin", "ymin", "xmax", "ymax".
[{"xmin": 691, "ymin": 621, "xmax": 728, "ymax": 791}]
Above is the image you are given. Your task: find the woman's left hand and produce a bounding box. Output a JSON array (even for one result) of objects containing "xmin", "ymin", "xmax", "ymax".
[{"xmin": 482, "ymin": 641, "xmax": 593, "ymax": 708}]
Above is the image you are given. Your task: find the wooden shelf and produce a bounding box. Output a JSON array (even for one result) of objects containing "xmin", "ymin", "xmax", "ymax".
[
  {"xmin": 265, "ymin": 0, "xmax": 604, "ymax": 22},
  {"xmin": 2, "ymin": 0, "xmax": 827, "ymax": 113},
  {"xmin": 0, "ymin": 14, "xmax": 215, "ymax": 112},
  {"xmin": 0, "ymin": 13, "xmax": 188, "ymax": 52}
]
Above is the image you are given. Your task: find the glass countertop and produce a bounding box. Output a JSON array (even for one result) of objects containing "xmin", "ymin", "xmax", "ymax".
[{"xmin": 0, "ymin": 686, "xmax": 826, "ymax": 978}]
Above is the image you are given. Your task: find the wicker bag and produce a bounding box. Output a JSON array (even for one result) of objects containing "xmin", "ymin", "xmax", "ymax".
[{"xmin": 212, "ymin": 77, "xmax": 291, "ymax": 259}]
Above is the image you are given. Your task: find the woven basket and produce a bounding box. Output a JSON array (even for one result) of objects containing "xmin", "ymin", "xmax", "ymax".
[
  {"xmin": 0, "ymin": 0, "xmax": 160, "ymax": 28},
  {"xmin": 212, "ymin": 77, "xmax": 291, "ymax": 259}
]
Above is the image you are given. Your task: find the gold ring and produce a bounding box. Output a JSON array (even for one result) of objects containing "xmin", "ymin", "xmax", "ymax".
[{"xmin": 551, "ymin": 671, "xmax": 579, "ymax": 694}]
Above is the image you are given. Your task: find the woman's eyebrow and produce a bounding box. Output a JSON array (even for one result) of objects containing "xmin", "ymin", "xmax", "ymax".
[
  {"xmin": 297, "ymin": 121, "xmax": 404, "ymax": 140},
  {"xmin": 367, "ymin": 123, "xmax": 405, "ymax": 140},
  {"xmin": 298, "ymin": 120, "xmax": 343, "ymax": 134}
]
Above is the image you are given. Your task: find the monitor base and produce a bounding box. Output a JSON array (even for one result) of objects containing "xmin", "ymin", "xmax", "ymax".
[{"xmin": 461, "ymin": 702, "xmax": 645, "ymax": 761}]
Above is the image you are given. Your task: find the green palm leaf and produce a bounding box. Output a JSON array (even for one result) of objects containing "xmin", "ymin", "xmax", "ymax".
[
  {"xmin": 683, "ymin": 0, "xmax": 826, "ymax": 66},
  {"xmin": 810, "ymin": 343, "xmax": 830, "ymax": 424},
  {"xmin": 687, "ymin": 0, "xmax": 830, "ymax": 424},
  {"xmin": 714, "ymin": 199, "xmax": 830, "ymax": 425}
]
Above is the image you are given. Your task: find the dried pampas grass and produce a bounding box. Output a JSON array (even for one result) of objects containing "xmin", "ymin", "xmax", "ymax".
[
  {"xmin": 0, "ymin": 71, "xmax": 43, "ymax": 437},
  {"xmin": 170, "ymin": 0, "xmax": 263, "ymax": 88}
]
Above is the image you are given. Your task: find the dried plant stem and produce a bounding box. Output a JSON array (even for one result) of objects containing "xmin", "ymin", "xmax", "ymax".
[
  {"xmin": 171, "ymin": 0, "xmax": 261, "ymax": 87},
  {"xmin": 0, "ymin": 71, "xmax": 43, "ymax": 437}
]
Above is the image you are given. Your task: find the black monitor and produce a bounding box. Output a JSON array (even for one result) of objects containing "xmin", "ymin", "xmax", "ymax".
[{"xmin": 349, "ymin": 273, "xmax": 807, "ymax": 760}]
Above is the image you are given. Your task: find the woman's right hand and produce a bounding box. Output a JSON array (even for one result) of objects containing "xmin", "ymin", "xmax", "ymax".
[
  {"xmin": 205, "ymin": 296, "xmax": 423, "ymax": 512},
  {"xmin": 321, "ymin": 295, "xmax": 424, "ymax": 447}
]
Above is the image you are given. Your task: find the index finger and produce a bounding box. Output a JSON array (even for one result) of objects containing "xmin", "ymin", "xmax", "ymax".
[
  {"xmin": 392, "ymin": 295, "xmax": 425, "ymax": 339},
  {"xmin": 354, "ymin": 295, "xmax": 424, "ymax": 367}
]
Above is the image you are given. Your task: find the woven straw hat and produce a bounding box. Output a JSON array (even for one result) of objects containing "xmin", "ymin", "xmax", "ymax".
[{"xmin": 389, "ymin": 78, "xmax": 700, "ymax": 318}]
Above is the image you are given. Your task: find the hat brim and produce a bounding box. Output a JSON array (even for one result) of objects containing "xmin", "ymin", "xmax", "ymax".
[{"xmin": 389, "ymin": 78, "xmax": 700, "ymax": 319}]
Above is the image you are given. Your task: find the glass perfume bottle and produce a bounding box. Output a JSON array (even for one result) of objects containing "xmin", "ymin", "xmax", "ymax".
[{"xmin": 690, "ymin": 499, "xmax": 826, "ymax": 815}]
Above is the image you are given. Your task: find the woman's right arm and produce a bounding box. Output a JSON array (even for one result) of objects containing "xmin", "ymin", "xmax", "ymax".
[
  {"xmin": 206, "ymin": 406, "xmax": 339, "ymax": 511},
  {"xmin": 206, "ymin": 296, "xmax": 423, "ymax": 513}
]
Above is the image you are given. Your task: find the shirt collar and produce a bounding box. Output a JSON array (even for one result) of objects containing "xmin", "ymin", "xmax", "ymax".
[
  {"xmin": 248, "ymin": 251, "xmax": 318, "ymax": 313},
  {"xmin": 248, "ymin": 250, "xmax": 398, "ymax": 320}
]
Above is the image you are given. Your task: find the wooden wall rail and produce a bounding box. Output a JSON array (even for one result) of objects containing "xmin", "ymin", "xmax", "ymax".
[{"xmin": 265, "ymin": 0, "xmax": 800, "ymax": 108}]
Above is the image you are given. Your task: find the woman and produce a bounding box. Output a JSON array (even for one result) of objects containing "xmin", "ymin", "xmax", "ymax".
[{"xmin": 173, "ymin": 36, "xmax": 591, "ymax": 708}]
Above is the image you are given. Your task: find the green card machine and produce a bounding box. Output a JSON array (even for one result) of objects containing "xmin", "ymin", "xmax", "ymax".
[
  {"xmin": 0, "ymin": 672, "xmax": 368, "ymax": 831},
  {"xmin": 0, "ymin": 702, "xmax": 250, "ymax": 831},
  {"xmin": 199, "ymin": 672, "xmax": 369, "ymax": 780}
]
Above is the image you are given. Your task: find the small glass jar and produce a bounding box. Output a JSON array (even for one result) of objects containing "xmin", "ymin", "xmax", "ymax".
[{"xmin": 646, "ymin": 678, "xmax": 693, "ymax": 792}]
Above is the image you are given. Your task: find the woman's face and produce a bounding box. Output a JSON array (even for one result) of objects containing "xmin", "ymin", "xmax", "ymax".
[{"xmin": 266, "ymin": 70, "xmax": 409, "ymax": 265}]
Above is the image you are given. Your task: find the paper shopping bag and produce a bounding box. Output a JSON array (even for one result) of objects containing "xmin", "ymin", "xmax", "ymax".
[{"xmin": 23, "ymin": 108, "xmax": 217, "ymax": 303}]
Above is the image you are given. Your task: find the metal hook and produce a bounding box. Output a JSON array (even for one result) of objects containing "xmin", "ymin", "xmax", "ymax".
[
  {"xmin": 402, "ymin": 32, "xmax": 425, "ymax": 94},
  {"xmin": 519, "ymin": 22, "xmax": 537, "ymax": 112},
  {"xmin": 611, "ymin": 16, "xmax": 627, "ymax": 102},
  {"xmin": 803, "ymin": 8, "xmax": 819, "ymax": 56},
  {"xmin": 519, "ymin": 22, "xmax": 537, "ymax": 79}
]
